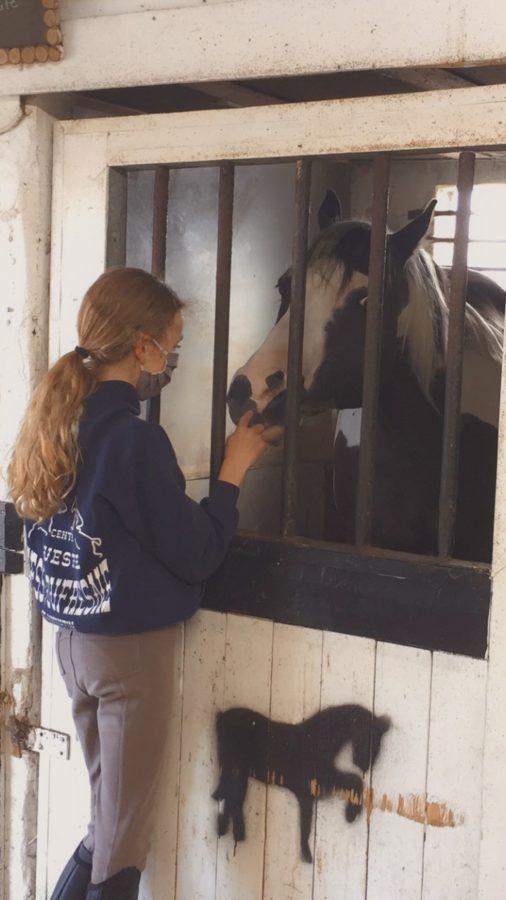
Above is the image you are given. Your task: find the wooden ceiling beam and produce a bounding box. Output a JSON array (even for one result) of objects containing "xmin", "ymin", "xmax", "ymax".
[
  {"xmin": 71, "ymin": 92, "xmax": 143, "ymax": 117},
  {"xmin": 382, "ymin": 67, "xmax": 477, "ymax": 91},
  {"xmin": 185, "ymin": 80, "xmax": 283, "ymax": 107}
]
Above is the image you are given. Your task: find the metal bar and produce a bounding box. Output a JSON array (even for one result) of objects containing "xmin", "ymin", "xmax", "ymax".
[
  {"xmin": 462, "ymin": 266, "xmax": 506, "ymax": 271},
  {"xmin": 281, "ymin": 158, "xmax": 312, "ymax": 537},
  {"xmin": 438, "ymin": 150, "xmax": 476, "ymax": 557},
  {"xmin": 433, "ymin": 239, "xmax": 506, "ymax": 245},
  {"xmin": 210, "ymin": 164, "xmax": 235, "ymax": 484},
  {"xmin": 146, "ymin": 166, "xmax": 170, "ymax": 424},
  {"xmin": 106, "ymin": 168, "xmax": 128, "ymax": 268},
  {"xmin": 355, "ymin": 154, "xmax": 391, "ymax": 547},
  {"xmin": 151, "ymin": 166, "xmax": 170, "ymax": 280}
]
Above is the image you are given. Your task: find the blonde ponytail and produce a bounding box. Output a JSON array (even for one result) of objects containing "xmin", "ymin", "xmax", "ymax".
[
  {"xmin": 8, "ymin": 352, "xmax": 97, "ymax": 520},
  {"xmin": 8, "ymin": 267, "xmax": 182, "ymax": 521}
]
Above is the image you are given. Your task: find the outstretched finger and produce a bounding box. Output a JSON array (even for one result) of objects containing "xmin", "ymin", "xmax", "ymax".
[{"xmin": 238, "ymin": 410, "xmax": 254, "ymax": 427}]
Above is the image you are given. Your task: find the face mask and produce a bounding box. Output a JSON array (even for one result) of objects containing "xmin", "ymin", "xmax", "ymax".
[{"xmin": 136, "ymin": 340, "xmax": 179, "ymax": 401}]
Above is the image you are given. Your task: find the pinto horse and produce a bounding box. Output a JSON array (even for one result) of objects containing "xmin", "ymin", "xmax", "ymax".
[{"xmin": 227, "ymin": 193, "xmax": 504, "ymax": 561}]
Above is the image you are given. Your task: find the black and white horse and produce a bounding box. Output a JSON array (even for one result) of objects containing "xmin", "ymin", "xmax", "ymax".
[{"xmin": 227, "ymin": 193, "xmax": 504, "ymax": 561}]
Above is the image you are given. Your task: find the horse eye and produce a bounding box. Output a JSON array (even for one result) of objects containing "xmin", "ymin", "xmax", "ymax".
[{"xmin": 347, "ymin": 288, "xmax": 368, "ymax": 306}]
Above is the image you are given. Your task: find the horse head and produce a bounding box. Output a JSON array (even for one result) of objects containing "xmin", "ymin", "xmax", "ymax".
[
  {"xmin": 352, "ymin": 713, "xmax": 391, "ymax": 774},
  {"xmin": 227, "ymin": 193, "xmax": 437, "ymax": 430}
]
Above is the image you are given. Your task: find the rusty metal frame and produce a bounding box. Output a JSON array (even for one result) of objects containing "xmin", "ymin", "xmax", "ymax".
[
  {"xmin": 146, "ymin": 165, "xmax": 170, "ymax": 425},
  {"xmin": 355, "ymin": 155, "xmax": 391, "ymax": 548},
  {"xmin": 438, "ymin": 151, "xmax": 476, "ymax": 557},
  {"xmin": 103, "ymin": 146, "xmax": 495, "ymax": 658},
  {"xmin": 210, "ymin": 164, "xmax": 235, "ymax": 484},
  {"xmin": 281, "ymin": 159, "xmax": 312, "ymax": 536},
  {"xmin": 120, "ymin": 149, "xmax": 486, "ymax": 569}
]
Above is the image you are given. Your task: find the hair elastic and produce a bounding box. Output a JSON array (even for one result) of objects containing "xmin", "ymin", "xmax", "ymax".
[{"xmin": 74, "ymin": 346, "xmax": 91, "ymax": 359}]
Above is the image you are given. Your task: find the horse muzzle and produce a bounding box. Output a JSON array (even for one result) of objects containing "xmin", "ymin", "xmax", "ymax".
[{"xmin": 227, "ymin": 374, "xmax": 257, "ymax": 424}]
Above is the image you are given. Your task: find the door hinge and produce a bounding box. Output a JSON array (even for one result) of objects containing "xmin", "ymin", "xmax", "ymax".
[{"xmin": 9, "ymin": 719, "xmax": 70, "ymax": 760}]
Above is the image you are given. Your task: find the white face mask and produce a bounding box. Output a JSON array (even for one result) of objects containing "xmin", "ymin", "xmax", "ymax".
[{"xmin": 136, "ymin": 339, "xmax": 179, "ymax": 400}]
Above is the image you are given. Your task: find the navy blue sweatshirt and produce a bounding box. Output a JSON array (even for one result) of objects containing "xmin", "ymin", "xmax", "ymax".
[{"xmin": 25, "ymin": 381, "xmax": 239, "ymax": 633}]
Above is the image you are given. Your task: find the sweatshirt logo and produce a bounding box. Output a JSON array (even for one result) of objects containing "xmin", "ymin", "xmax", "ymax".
[
  {"xmin": 70, "ymin": 502, "xmax": 103, "ymax": 557},
  {"xmin": 27, "ymin": 499, "xmax": 111, "ymax": 619}
]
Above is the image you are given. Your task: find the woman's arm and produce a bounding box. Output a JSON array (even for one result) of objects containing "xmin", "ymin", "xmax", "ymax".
[{"xmin": 131, "ymin": 414, "xmax": 266, "ymax": 584}]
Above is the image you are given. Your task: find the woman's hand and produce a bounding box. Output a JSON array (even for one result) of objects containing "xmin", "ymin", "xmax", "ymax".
[{"xmin": 218, "ymin": 412, "xmax": 268, "ymax": 488}]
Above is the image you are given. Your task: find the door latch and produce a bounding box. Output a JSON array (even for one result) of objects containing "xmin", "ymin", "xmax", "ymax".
[{"xmin": 9, "ymin": 719, "xmax": 70, "ymax": 760}]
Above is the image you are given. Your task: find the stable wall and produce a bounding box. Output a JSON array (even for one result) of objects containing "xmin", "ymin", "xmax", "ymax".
[
  {"xmin": 0, "ymin": 100, "xmax": 52, "ymax": 900},
  {"xmin": 31, "ymin": 97, "xmax": 506, "ymax": 899},
  {"xmin": 2, "ymin": 20, "xmax": 506, "ymax": 897},
  {"xmin": 39, "ymin": 609, "xmax": 487, "ymax": 900},
  {"xmin": 0, "ymin": 0, "xmax": 506, "ymax": 96}
]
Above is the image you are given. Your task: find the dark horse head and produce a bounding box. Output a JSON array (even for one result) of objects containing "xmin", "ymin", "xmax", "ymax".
[
  {"xmin": 227, "ymin": 191, "xmax": 504, "ymax": 560},
  {"xmin": 227, "ymin": 193, "xmax": 445, "ymax": 426}
]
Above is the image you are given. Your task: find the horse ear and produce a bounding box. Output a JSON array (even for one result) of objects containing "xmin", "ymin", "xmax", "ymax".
[
  {"xmin": 375, "ymin": 714, "xmax": 391, "ymax": 736},
  {"xmin": 390, "ymin": 199, "xmax": 437, "ymax": 263},
  {"xmin": 318, "ymin": 190, "xmax": 341, "ymax": 231}
]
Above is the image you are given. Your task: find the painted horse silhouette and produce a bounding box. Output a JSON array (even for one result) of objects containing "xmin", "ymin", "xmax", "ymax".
[
  {"xmin": 227, "ymin": 192, "xmax": 504, "ymax": 561},
  {"xmin": 212, "ymin": 705, "xmax": 390, "ymax": 863}
]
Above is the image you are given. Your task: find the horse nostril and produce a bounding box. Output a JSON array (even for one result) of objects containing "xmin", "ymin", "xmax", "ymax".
[
  {"xmin": 227, "ymin": 374, "xmax": 252, "ymax": 403},
  {"xmin": 265, "ymin": 370, "xmax": 285, "ymax": 391}
]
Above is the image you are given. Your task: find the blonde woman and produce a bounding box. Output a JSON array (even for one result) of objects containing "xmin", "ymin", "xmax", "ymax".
[{"xmin": 9, "ymin": 267, "xmax": 267, "ymax": 900}]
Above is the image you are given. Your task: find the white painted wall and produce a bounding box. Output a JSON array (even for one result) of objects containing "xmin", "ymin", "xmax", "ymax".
[
  {"xmin": 63, "ymin": 0, "xmax": 235, "ymax": 17},
  {"xmin": 0, "ymin": 103, "xmax": 52, "ymax": 497},
  {"xmin": 1, "ymin": 0, "xmax": 506, "ymax": 96},
  {"xmin": 477, "ymin": 212, "xmax": 506, "ymax": 896},
  {"xmin": 39, "ymin": 609, "xmax": 488, "ymax": 900},
  {"xmin": 0, "ymin": 99, "xmax": 54, "ymax": 900}
]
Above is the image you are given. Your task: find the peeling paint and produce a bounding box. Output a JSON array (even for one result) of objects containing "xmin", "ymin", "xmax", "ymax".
[
  {"xmin": 269, "ymin": 770, "xmax": 463, "ymax": 827},
  {"xmin": 7, "ymin": 716, "xmax": 31, "ymax": 760},
  {"xmin": 362, "ymin": 787, "xmax": 463, "ymax": 828},
  {"xmin": 351, "ymin": 784, "xmax": 463, "ymax": 828}
]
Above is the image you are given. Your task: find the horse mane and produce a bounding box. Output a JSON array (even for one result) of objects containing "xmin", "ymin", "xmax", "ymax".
[
  {"xmin": 400, "ymin": 249, "xmax": 504, "ymax": 400},
  {"xmin": 307, "ymin": 222, "xmax": 503, "ymax": 402}
]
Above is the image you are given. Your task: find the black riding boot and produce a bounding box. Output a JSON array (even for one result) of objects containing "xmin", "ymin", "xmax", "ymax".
[
  {"xmin": 50, "ymin": 840, "xmax": 92, "ymax": 900},
  {"xmin": 85, "ymin": 867, "xmax": 141, "ymax": 900}
]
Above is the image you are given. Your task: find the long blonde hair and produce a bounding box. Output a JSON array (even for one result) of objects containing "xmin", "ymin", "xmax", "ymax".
[{"xmin": 8, "ymin": 267, "xmax": 183, "ymax": 522}]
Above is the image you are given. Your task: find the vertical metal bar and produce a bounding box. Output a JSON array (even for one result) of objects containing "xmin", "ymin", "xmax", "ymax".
[
  {"xmin": 281, "ymin": 158, "xmax": 312, "ymax": 537},
  {"xmin": 438, "ymin": 150, "xmax": 476, "ymax": 557},
  {"xmin": 355, "ymin": 154, "xmax": 391, "ymax": 547},
  {"xmin": 151, "ymin": 167, "xmax": 169, "ymax": 279},
  {"xmin": 210, "ymin": 164, "xmax": 235, "ymax": 484},
  {"xmin": 146, "ymin": 166, "xmax": 170, "ymax": 424},
  {"xmin": 106, "ymin": 168, "xmax": 128, "ymax": 268}
]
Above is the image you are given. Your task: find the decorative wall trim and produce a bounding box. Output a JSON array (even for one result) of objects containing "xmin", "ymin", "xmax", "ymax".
[{"xmin": 0, "ymin": 0, "xmax": 62, "ymax": 67}]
